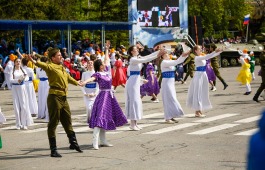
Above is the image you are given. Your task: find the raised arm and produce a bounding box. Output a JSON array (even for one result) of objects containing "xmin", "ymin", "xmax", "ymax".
[
  {"xmin": 196, "ymin": 49, "xmax": 222, "ymax": 61},
  {"xmin": 130, "ymin": 51, "xmax": 160, "ymax": 64},
  {"xmin": 81, "ymin": 77, "xmax": 96, "ymax": 86},
  {"xmin": 161, "ymin": 51, "xmax": 190, "ymax": 67}
]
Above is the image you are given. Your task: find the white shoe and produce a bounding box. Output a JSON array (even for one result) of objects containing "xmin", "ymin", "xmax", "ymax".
[
  {"xmin": 22, "ymin": 126, "xmax": 28, "ymax": 130},
  {"xmin": 136, "ymin": 124, "xmax": 142, "ymax": 130},
  {"xmin": 211, "ymin": 87, "xmax": 217, "ymax": 91},
  {"xmin": 153, "ymin": 99, "xmax": 159, "ymax": 103},
  {"xmin": 129, "ymin": 126, "xmax": 140, "ymax": 131},
  {"xmin": 16, "ymin": 126, "xmax": 21, "ymax": 130},
  {"xmin": 165, "ymin": 120, "xmax": 175, "ymax": 124}
]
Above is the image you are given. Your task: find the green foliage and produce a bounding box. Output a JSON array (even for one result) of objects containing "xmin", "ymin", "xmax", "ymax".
[
  {"xmin": 188, "ymin": 0, "xmax": 253, "ymax": 38},
  {"xmin": 0, "ymin": 0, "xmax": 129, "ymax": 49}
]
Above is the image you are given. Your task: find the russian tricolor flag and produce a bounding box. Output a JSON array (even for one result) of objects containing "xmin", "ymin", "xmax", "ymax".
[{"xmin": 243, "ymin": 14, "xmax": 250, "ymax": 25}]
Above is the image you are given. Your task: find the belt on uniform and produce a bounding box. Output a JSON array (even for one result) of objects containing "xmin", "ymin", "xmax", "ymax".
[
  {"xmin": 50, "ymin": 86, "xmax": 67, "ymax": 92},
  {"xmin": 85, "ymin": 83, "xmax": 96, "ymax": 88}
]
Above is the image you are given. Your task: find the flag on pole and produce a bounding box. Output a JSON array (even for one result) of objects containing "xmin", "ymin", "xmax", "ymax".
[{"xmin": 243, "ymin": 14, "xmax": 250, "ymax": 25}]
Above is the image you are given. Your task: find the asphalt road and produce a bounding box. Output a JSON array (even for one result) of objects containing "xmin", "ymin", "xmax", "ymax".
[{"xmin": 0, "ymin": 66, "xmax": 264, "ymax": 170}]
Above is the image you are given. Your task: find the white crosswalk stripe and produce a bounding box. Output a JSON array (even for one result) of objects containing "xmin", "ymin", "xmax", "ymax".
[
  {"xmin": 234, "ymin": 128, "xmax": 258, "ymax": 136},
  {"xmin": 187, "ymin": 124, "xmax": 239, "ymax": 135},
  {"xmin": 144, "ymin": 123, "xmax": 200, "ymax": 135},
  {"xmin": 0, "ymin": 112, "xmax": 260, "ymax": 136},
  {"xmin": 234, "ymin": 116, "xmax": 261, "ymax": 123},
  {"xmin": 193, "ymin": 113, "xmax": 239, "ymax": 123}
]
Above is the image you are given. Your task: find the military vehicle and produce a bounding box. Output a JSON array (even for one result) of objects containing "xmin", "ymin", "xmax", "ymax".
[{"xmin": 215, "ymin": 39, "xmax": 264, "ymax": 67}]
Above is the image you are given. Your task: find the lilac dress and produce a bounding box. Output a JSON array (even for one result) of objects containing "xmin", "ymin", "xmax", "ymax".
[
  {"xmin": 205, "ymin": 59, "xmax": 216, "ymax": 82},
  {"xmin": 89, "ymin": 72, "xmax": 128, "ymax": 130},
  {"xmin": 140, "ymin": 64, "xmax": 160, "ymax": 96}
]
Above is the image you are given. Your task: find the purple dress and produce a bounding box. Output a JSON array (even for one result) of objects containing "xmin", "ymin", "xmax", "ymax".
[
  {"xmin": 206, "ymin": 59, "xmax": 216, "ymax": 82},
  {"xmin": 140, "ymin": 64, "xmax": 160, "ymax": 96},
  {"xmin": 89, "ymin": 72, "xmax": 128, "ymax": 130}
]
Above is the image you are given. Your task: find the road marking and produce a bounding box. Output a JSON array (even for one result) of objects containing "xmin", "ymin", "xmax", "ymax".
[
  {"xmin": 143, "ymin": 123, "xmax": 200, "ymax": 135},
  {"xmin": 143, "ymin": 113, "xmax": 164, "ymax": 119},
  {"xmin": 22, "ymin": 127, "xmax": 47, "ymax": 133},
  {"xmin": 58, "ymin": 126, "xmax": 91, "ymax": 134},
  {"xmin": 188, "ymin": 124, "xmax": 239, "ymax": 135},
  {"xmin": 109, "ymin": 124, "xmax": 156, "ymax": 134},
  {"xmin": 152, "ymin": 118, "xmax": 184, "ymax": 123},
  {"xmin": 234, "ymin": 128, "xmax": 258, "ymax": 136},
  {"xmin": 1, "ymin": 123, "xmax": 45, "ymax": 130},
  {"xmin": 234, "ymin": 115, "xmax": 261, "ymax": 123},
  {"xmin": 193, "ymin": 113, "xmax": 239, "ymax": 123}
]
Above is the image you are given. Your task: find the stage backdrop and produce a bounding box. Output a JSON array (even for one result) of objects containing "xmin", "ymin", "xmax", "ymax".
[{"xmin": 128, "ymin": 0, "xmax": 188, "ymax": 48}]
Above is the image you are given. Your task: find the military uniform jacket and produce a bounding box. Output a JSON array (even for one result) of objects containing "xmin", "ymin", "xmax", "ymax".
[
  {"xmin": 36, "ymin": 61, "xmax": 78, "ymax": 96},
  {"xmin": 260, "ymin": 52, "xmax": 265, "ymax": 70},
  {"xmin": 183, "ymin": 53, "xmax": 195, "ymax": 70},
  {"xmin": 211, "ymin": 56, "xmax": 219, "ymax": 69}
]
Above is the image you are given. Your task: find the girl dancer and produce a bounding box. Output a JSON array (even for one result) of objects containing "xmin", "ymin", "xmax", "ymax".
[
  {"xmin": 112, "ymin": 53, "xmax": 127, "ymax": 90},
  {"xmin": 22, "ymin": 58, "xmax": 38, "ymax": 117},
  {"xmin": 125, "ymin": 45, "xmax": 165, "ymax": 130},
  {"xmin": 81, "ymin": 54, "xmax": 98, "ymax": 122},
  {"xmin": 160, "ymin": 50, "xmax": 189, "ymax": 123},
  {"xmin": 237, "ymin": 54, "xmax": 252, "ymax": 95},
  {"xmin": 36, "ymin": 56, "xmax": 49, "ymax": 121},
  {"xmin": 10, "ymin": 58, "xmax": 33, "ymax": 129},
  {"xmin": 81, "ymin": 44, "xmax": 127, "ymax": 150},
  {"xmin": 140, "ymin": 62, "xmax": 160, "ymax": 102},
  {"xmin": 186, "ymin": 46, "xmax": 222, "ymax": 117}
]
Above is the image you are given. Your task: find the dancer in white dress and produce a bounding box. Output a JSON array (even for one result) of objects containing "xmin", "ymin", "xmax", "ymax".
[
  {"xmin": 186, "ymin": 46, "xmax": 222, "ymax": 117},
  {"xmin": 36, "ymin": 56, "xmax": 49, "ymax": 121},
  {"xmin": 22, "ymin": 58, "xmax": 38, "ymax": 117},
  {"xmin": 81, "ymin": 54, "xmax": 98, "ymax": 122},
  {"xmin": 160, "ymin": 51, "xmax": 189, "ymax": 123},
  {"xmin": 125, "ymin": 45, "xmax": 165, "ymax": 130},
  {"xmin": 0, "ymin": 106, "xmax": 6, "ymax": 124},
  {"xmin": 10, "ymin": 58, "xmax": 33, "ymax": 129},
  {"xmin": 1, "ymin": 54, "xmax": 15, "ymax": 90}
]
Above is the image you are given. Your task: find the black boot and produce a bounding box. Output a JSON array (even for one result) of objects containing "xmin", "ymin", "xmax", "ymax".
[
  {"xmin": 221, "ymin": 80, "xmax": 228, "ymax": 90},
  {"xmin": 67, "ymin": 132, "xmax": 83, "ymax": 153},
  {"xmin": 49, "ymin": 137, "xmax": 62, "ymax": 157}
]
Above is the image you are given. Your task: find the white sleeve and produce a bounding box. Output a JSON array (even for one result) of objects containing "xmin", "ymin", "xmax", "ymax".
[
  {"xmin": 195, "ymin": 51, "xmax": 222, "ymax": 61},
  {"xmin": 161, "ymin": 56, "xmax": 186, "ymax": 67},
  {"xmin": 130, "ymin": 51, "xmax": 159, "ymax": 64}
]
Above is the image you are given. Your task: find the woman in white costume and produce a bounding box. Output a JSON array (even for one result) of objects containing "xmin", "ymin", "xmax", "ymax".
[
  {"xmin": 186, "ymin": 45, "xmax": 222, "ymax": 117},
  {"xmin": 160, "ymin": 51, "xmax": 189, "ymax": 123},
  {"xmin": 0, "ymin": 106, "xmax": 6, "ymax": 124},
  {"xmin": 81, "ymin": 54, "xmax": 98, "ymax": 122},
  {"xmin": 36, "ymin": 56, "xmax": 49, "ymax": 122},
  {"xmin": 22, "ymin": 58, "xmax": 38, "ymax": 117},
  {"xmin": 125, "ymin": 45, "xmax": 165, "ymax": 130},
  {"xmin": 10, "ymin": 58, "xmax": 33, "ymax": 129}
]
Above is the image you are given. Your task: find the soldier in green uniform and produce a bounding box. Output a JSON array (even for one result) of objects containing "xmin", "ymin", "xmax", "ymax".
[
  {"xmin": 210, "ymin": 44, "xmax": 228, "ymax": 90},
  {"xmin": 29, "ymin": 48, "xmax": 82, "ymax": 157},
  {"xmin": 253, "ymin": 48, "xmax": 265, "ymax": 102},
  {"xmin": 183, "ymin": 52, "xmax": 195, "ymax": 83}
]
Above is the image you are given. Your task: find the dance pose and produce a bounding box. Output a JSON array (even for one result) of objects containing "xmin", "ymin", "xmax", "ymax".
[
  {"xmin": 160, "ymin": 51, "xmax": 189, "ymax": 123},
  {"xmin": 140, "ymin": 62, "xmax": 160, "ymax": 102},
  {"xmin": 125, "ymin": 45, "xmax": 165, "ymax": 130},
  {"xmin": 237, "ymin": 51, "xmax": 252, "ymax": 95},
  {"xmin": 186, "ymin": 46, "xmax": 222, "ymax": 117},
  {"xmin": 29, "ymin": 48, "xmax": 83, "ymax": 157},
  {"xmin": 81, "ymin": 44, "xmax": 127, "ymax": 150},
  {"xmin": 36, "ymin": 56, "xmax": 49, "ymax": 121},
  {"xmin": 253, "ymin": 48, "xmax": 265, "ymax": 102},
  {"xmin": 10, "ymin": 58, "xmax": 33, "ymax": 129},
  {"xmin": 81, "ymin": 54, "xmax": 98, "ymax": 122}
]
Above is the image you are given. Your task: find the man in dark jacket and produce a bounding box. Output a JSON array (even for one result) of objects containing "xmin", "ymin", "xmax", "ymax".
[{"xmin": 253, "ymin": 48, "xmax": 265, "ymax": 102}]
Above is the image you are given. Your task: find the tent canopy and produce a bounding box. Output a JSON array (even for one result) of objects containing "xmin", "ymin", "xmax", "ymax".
[{"xmin": 0, "ymin": 20, "xmax": 133, "ymax": 31}]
